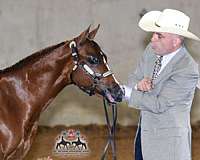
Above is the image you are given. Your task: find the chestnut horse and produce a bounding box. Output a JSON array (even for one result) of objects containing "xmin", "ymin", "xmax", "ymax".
[{"xmin": 0, "ymin": 25, "xmax": 123, "ymax": 160}]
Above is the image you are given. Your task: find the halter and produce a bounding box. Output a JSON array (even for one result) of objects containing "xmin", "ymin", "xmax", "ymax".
[
  {"xmin": 69, "ymin": 40, "xmax": 113, "ymax": 96},
  {"xmin": 69, "ymin": 40, "xmax": 118, "ymax": 160}
]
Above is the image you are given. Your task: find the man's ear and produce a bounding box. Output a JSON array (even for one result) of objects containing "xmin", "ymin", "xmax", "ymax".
[
  {"xmin": 88, "ymin": 24, "xmax": 100, "ymax": 40},
  {"xmin": 75, "ymin": 25, "xmax": 91, "ymax": 45},
  {"xmin": 173, "ymin": 37, "xmax": 182, "ymax": 48}
]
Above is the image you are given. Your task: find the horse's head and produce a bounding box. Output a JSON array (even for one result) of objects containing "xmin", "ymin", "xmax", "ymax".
[{"xmin": 69, "ymin": 25, "xmax": 123, "ymax": 103}]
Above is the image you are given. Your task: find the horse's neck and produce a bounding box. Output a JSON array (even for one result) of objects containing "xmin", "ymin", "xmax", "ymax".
[
  {"xmin": 36, "ymin": 44, "xmax": 73, "ymax": 106},
  {"xmin": 9, "ymin": 43, "xmax": 73, "ymax": 112}
]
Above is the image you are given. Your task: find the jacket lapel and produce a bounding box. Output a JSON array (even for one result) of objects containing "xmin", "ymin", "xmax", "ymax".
[
  {"xmin": 153, "ymin": 47, "xmax": 186, "ymax": 85},
  {"xmin": 144, "ymin": 51, "xmax": 157, "ymax": 78}
]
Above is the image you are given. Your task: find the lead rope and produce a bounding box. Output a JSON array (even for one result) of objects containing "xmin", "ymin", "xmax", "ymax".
[{"xmin": 101, "ymin": 98, "xmax": 118, "ymax": 160}]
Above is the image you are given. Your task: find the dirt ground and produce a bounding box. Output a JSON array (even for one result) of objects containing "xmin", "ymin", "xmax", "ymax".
[{"xmin": 25, "ymin": 124, "xmax": 200, "ymax": 160}]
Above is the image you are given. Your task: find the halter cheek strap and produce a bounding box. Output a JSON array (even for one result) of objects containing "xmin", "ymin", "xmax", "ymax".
[{"xmin": 69, "ymin": 41, "xmax": 78, "ymax": 71}]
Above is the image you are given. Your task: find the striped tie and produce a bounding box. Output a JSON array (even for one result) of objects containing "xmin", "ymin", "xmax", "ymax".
[{"xmin": 152, "ymin": 56, "xmax": 163, "ymax": 82}]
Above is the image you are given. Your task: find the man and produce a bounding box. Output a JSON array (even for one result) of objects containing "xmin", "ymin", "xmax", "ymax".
[{"xmin": 123, "ymin": 9, "xmax": 200, "ymax": 160}]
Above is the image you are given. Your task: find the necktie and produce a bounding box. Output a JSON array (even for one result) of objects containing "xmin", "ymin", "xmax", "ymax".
[{"xmin": 152, "ymin": 56, "xmax": 163, "ymax": 82}]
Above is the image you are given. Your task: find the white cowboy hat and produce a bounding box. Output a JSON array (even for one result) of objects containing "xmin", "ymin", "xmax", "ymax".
[{"xmin": 138, "ymin": 9, "xmax": 200, "ymax": 41}]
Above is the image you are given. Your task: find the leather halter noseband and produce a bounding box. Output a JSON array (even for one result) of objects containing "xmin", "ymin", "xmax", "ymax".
[{"xmin": 69, "ymin": 40, "xmax": 113, "ymax": 96}]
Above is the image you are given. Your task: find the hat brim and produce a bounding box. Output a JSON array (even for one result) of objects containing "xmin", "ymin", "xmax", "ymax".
[{"xmin": 138, "ymin": 11, "xmax": 200, "ymax": 41}]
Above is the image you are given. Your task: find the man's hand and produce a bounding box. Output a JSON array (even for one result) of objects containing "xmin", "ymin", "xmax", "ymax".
[{"xmin": 137, "ymin": 77, "xmax": 152, "ymax": 92}]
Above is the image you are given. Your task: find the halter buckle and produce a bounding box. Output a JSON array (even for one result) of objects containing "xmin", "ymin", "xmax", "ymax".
[{"xmin": 69, "ymin": 41, "xmax": 76, "ymax": 48}]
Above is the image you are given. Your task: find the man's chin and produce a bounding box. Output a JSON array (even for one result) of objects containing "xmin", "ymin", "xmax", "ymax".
[{"xmin": 152, "ymin": 48, "xmax": 164, "ymax": 55}]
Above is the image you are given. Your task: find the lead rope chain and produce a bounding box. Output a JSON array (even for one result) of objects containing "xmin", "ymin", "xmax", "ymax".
[{"xmin": 101, "ymin": 98, "xmax": 117, "ymax": 160}]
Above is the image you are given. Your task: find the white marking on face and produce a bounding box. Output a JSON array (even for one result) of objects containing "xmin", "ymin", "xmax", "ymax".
[
  {"xmin": 102, "ymin": 55, "xmax": 119, "ymax": 84},
  {"xmin": 112, "ymin": 74, "xmax": 119, "ymax": 84}
]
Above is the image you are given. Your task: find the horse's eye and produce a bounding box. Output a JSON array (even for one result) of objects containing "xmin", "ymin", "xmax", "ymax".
[{"xmin": 88, "ymin": 56, "xmax": 100, "ymax": 65}]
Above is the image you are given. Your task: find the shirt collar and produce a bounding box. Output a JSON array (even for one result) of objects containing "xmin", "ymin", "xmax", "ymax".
[{"xmin": 157, "ymin": 47, "xmax": 182, "ymax": 60}]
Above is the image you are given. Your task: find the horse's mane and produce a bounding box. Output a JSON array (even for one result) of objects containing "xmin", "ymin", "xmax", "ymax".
[{"xmin": 0, "ymin": 41, "xmax": 66, "ymax": 74}]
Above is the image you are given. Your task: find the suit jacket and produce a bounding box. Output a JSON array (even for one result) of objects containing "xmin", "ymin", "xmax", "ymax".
[{"xmin": 127, "ymin": 43, "xmax": 199, "ymax": 160}]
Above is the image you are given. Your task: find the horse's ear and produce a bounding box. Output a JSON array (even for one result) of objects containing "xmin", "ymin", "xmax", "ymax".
[
  {"xmin": 88, "ymin": 24, "xmax": 100, "ymax": 40},
  {"xmin": 75, "ymin": 25, "xmax": 91, "ymax": 45}
]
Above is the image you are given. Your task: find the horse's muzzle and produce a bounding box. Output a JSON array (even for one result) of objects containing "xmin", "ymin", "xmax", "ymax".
[{"xmin": 103, "ymin": 84, "xmax": 123, "ymax": 103}]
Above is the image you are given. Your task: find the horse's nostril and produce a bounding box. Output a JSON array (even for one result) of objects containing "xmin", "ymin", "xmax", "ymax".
[
  {"xmin": 116, "ymin": 89, "xmax": 123, "ymax": 102},
  {"xmin": 110, "ymin": 86, "xmax": 123, "ymax": 102}
]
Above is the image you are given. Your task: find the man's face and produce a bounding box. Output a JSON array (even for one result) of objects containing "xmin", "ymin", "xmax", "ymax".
[{"xmin": 151, "ymin": 32, "xmax": 179, "ymax": 55}]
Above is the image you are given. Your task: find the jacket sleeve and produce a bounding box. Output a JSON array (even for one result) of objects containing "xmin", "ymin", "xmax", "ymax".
[{"xmin": 128, "ymin": 66, "xmax": 199, "ymax": 113}]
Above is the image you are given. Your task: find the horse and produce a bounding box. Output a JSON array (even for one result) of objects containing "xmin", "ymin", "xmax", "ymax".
[
  {"xmin": 55, "ymin": 136, "xmax": 71, "ymax": 150},
  {"xmin": 72, "ymin": 137, "xmax": 87, "ymax": 150},
  {"xmin": 0, "ymin": 25, "xmax": 123, "ymax": 160}
]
